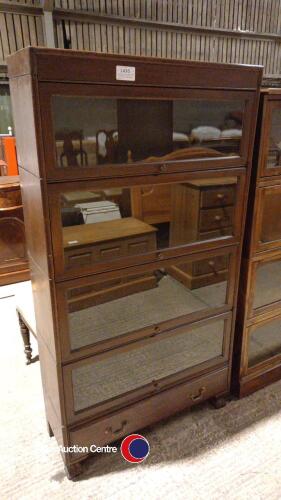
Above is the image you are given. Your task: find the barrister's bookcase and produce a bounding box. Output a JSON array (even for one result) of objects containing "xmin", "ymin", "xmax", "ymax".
[
  {"xmin": 8, "ymin": 47, "xmax": 261, "ymax": 478},
  {"xmin": 234, "ymin": 88, "xmax": 281, "ymax": 397}
]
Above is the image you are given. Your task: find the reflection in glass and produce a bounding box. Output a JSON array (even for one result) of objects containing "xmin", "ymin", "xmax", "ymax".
[
  {"xmin": 52, "ymin": 97, "xmax": 244, "ymax": 168},
  {"xmin": 248, "ymin": 318, "xmax": 281, "ymax": 367},
  {"xmin": 72, "ymin": 319, "xmax": 225, "ymax": 411},
  {"xmin": 67, "ymin": 255, "xmax": 229, "ymax": 350},
  {"xmin": 260, "ymin": 190, "xmax": 281, "ymax": 243},
  {"xmin": 253, "ymin": 260, "xmax": 281, "ymax": 310},
  {"xmin": 267, "ymin": 108, "xmax": 281, "ymax": 168},
  {"xmin": 61, "ymin": 179, "xmax": 237, "ymax": 270}
]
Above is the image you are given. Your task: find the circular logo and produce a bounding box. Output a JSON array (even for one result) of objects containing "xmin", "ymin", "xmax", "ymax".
[{"xmin": 120, "ymin": 434, "xmax": 150, "ymax": 463}]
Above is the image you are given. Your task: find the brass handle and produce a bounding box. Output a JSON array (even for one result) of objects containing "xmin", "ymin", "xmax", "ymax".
[
  {"xmin": 160, "ymin": 164, "xmax": 167, "ymax": 172},
  {"xmin": 216, "ymin": 193, "xmax": 225, "ymax": 200},
  {"xmin": 190, "ymin": 386, "xmax": 206, "ymax": 401},
  {"xmin": 105, "ymin": 420, "xmax": 127, "ymax": 435},
  {"xmin": 215, "ymin": 215, "xmax": 222, "ymax": 221}
]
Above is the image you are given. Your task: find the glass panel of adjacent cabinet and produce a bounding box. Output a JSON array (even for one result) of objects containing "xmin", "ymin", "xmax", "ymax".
[
  {"xmin": 72, "ymin": 318, "xmax": 225, "ymax": 411},
  {"xmin": 266, "ymin": 107, "xmax": 281, "ymax": 168},
  {"xmin": 260, "ymin": 188, "xmax": 281, "ymax": 244},
  {"xmin": 248, "ymin": 317, "xmax": 281, "ymax": 368},
  {"xmin": 253, "ymin": 258, "xmax": 281, "ymax": 311},
  {"xmin": 61, "ymin": 177, "xmax": 237, "ymax": 270},
  {"xmin": 52, "ymin": 96, "xmax": 244, "ymax": 168},
  {"xmin": 67, "ymin": 253, "xmax": 230, "ymax": 351}
]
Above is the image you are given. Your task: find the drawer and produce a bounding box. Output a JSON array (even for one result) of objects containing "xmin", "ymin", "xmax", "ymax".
[
  {"xmin": 200, "ymin": 185, "xmax": 235, "ymax": 208},
  {"xmin": 126, "ymin": 233, "xmax": 157, "ymax": 255},
  {"xmin": 199, "ymin": 227, "xmax": 232, "ymax": 240},
  {"xmin": 199, "ymin": 207, "xmax": 233, "ymax": 232},
  {"xmin": 69, "ymin": 367, "xmax": 229, "ymax": 453},
  {"xmin": 193, "ymin": 255, "xmax": 229, "ymax": 276},
  {"xmin": 96, "ymin": 240, "xmax": 124, "ymax": 261}
]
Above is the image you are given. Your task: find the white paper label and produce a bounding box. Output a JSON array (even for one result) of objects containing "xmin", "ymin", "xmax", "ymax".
[{"xmin": 116, "ymin": 65, "xmax": 135, "ymax": 81}]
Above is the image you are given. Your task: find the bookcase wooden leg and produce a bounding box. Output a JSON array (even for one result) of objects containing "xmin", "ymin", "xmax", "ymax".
[
  {"xmin": 210, "ymin": 395, "xmax": 227, "ymax": 409},
  {"xmin": 64, "ymin": 461, "xmax": 84, "ymax": 480},
  {"xmin": 47, "ymin": 421, "xmax": 54, "ymax": 438}
]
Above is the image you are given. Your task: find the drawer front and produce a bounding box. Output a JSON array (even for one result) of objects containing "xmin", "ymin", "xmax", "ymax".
[
  {"xmin": 64, "ymin": 233, "xmax": 157, "ymax": 269},
  {"xmin": 201, "ymin": 185, "xmax": 235, "ymax": 208},
  {"xmin": 126, "ymin": 234, "xmax": 156, "ymax": 255},
  {"xmin": 199, "ymin": 207, "xmax": 233, "ymax": 231},
  {"xmin": 199, "ymin": 227, "xmax": 232, "ymax": 240},
  {"xmin": 193, "ymin": 255, "xmax": 229, "ymax": 276},
  {"xmin": 69, "ymin": 367, "xmax": 228, "ymax": 452}
]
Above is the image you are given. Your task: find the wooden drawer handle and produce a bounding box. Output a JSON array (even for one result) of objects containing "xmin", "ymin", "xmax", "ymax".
[
  {"xmin": 69, "ymin": 252, "xmax": 91, "ymax": 261},
  {"xmin": 190, "ymin": 386, "xmax": 206, "ymax": 401},
  {"xmin": 105, "ymin": 420, "xmax": 127, "ymax": 436}
]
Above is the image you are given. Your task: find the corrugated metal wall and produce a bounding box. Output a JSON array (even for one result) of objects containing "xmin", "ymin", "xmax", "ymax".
[{"xmin": 1, "ymin": 0, "xmax": 281, "ymax": 76}]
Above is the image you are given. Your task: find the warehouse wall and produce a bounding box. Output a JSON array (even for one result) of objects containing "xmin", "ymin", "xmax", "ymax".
[{"xmin": 0, "ymin": 0, "xmax": 281, "ymax": 77}]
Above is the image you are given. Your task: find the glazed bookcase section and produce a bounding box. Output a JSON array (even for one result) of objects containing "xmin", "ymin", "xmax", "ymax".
[
  {"xmin": 49, "ymin": 170, "xmax": 245, "ymax": 280},
  {"xmin": 258, "ymin": 98, "xmax": 281, "ymax": 178},
  {"xmin": 56, "ymin": 246, "xmax": 237, "ymax": 362},
  {"xmin": 252, "ymin": 183, "xmax": 281, "ymax": 252},
  {"xmin": 40, "ymin": 83, "xmax": 255, "ymax": 180},
  {"xmin": 7, "ymin": 48, "xmax": 262, "ymax": 182},
  {"xmin": 246, "ymin": 251, "xmax": 281, "ymax": 320},
  {"xmin": 247, "ymin": 316, "xmax": 281, "ymax": 371},
  {"xmin": 63, "ymin": 312, "xmax": 232, "ymax": 424}
]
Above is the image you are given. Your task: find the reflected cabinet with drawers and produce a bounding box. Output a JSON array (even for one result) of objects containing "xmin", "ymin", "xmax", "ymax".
[
  {"xmin": 234, "ymin": 88, "xmax": 281, "ymax": 396},
  {"xmin": 8, "ymin": 48, "xmax": 261, "ymax": 478}
]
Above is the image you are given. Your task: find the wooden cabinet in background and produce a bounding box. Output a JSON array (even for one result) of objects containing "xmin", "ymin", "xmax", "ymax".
[
  {"xmin": 169, "ymin": 178, "xmax": 237, "ymax": 288},
  {"xmin": 0, "ymin": 176, "xmax": 29, "ymax": 285}
]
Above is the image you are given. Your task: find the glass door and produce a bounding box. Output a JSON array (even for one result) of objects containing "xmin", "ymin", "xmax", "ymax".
[
  {"xmin": 247, "ymin": 316, "xmax": 281, "ymax": 372},
  {"xmin": 48, "ymin": 171, "xmax": 244, "ymax": 280},
  {"xmin": 56, "ymin": 247, "xmax": 236, "ymax": 362},
  {"xmin": 39, "ymin": 83, "xmax": 254, "ymax": 180},
  {"xmin": 254, "ymin": 185, "xmax": 281, "ymax": 252},
  {"xmin": 260, "ymin": 99, "xmax": 281, "ymax": 177}
]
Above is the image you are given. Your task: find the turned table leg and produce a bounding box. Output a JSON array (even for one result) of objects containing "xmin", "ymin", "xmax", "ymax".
[{"xmin": 17, "ymin": 312, "xmax": 32, "ymax": 365}]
